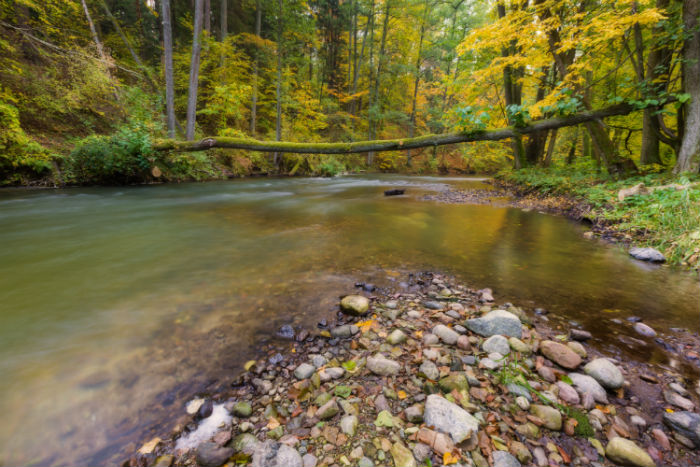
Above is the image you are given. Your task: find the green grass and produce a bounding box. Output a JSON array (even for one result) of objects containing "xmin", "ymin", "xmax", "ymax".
[{"xmin": 498, "ymin": 165, "xmax": 700, "ymax": 269}]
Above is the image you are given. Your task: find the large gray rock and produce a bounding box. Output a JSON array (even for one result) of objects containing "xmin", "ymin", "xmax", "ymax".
[
  {"xmin": 482, "ymin": 335, "xmax": 510, "ymax": 355},
  {"xmin": 584, "ymin": 358, "xmax": 624, "ymax": 389},
  {"xmin": 465, "ymin": 310, "xmax": 522, "ymax": 338},
  {"xmin": 423, "ymin": 394, "xmax": 480, "ymax": 443},
  {"xmin": 367, "ymin": 354, "xmax": 401, "ymax": 376},
  {"xmin": 569, "ymin": 373, "xmax": 609, "ymax": 403},
  {"xmin": 340, "ymin": 295, "xmax": 370, "ymax": 316},
  {"xmin": 294, "ymin": 363, "xmax": 316, "ymax": 380},
  {"xmin": 605, "ymin": 437, "xmax": 655, "ymax": 467},
  {"xmin": 196, "ymin": 442, "xmax": 234, "ymax": 467},
  {"xmin": 629, "ymin": 247, "xmax": 666, "ymax": 263},
  {"xmin": 252, "ymin": 441, "xmax": 303, "ymax": 467},
  {"xmin": 493, "ymin": 451, "xmax": 521, "ymax": 467},
  {"xmin": 663, "ymin": 411, "xmax": 700, "ymax": 447},
  {"xmin": 432, "ymin": 324, "xmax": 459, "ymax": 345}
]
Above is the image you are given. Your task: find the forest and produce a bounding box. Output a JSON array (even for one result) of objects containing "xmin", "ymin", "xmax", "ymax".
[{"xmin": 1, "ymin": 0, "xmax": 698, "ymax": 185}]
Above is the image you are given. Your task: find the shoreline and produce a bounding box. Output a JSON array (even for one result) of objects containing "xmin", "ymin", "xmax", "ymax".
[{"xmin": 128, "ymin": 272, "xmax": 700, "ymax": 467}]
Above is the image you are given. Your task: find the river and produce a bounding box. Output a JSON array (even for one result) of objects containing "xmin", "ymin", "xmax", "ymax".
[{"xmin": 0, "ymin": 175, "xmax": 697, "ymax": 466}]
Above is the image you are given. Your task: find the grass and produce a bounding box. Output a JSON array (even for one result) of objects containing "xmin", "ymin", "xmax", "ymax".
[{"xmin": 498, "ymin": 164, "xmax": 700, "ymax": 269}]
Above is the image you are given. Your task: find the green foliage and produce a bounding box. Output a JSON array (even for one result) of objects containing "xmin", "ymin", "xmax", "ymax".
[
  {"xmin": 316, "ymin": 157, "xmax": 345, "ymax": 177},
  {"xmin": 454, "ymin": 106, "xmax": 491, "ymax": 133},
  {"xmin": 334, "ymin": 385, "xmax": 352, "ymax": 399},
  {"xmin": 506, "ymin": 105, "xmax": 531, "ymax": 128}
]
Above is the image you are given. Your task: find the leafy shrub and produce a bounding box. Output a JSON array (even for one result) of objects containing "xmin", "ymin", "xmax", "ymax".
[{"xmin": 317, "ymin": 158, "xmax": 345, "ymax": 177}]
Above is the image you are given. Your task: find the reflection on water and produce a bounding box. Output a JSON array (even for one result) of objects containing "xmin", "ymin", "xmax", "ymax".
[{"xmin": 0, "ymin": 175, "xmax": 697, "ymax": 465}]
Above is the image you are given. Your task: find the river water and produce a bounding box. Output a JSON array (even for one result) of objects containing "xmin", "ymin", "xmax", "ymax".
[{"xmin": 0, "ymin": 175, "xmax": 698, "ymax": 466}]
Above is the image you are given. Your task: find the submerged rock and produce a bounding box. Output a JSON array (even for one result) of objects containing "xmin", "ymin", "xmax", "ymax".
[
  {"xmin": 465, "ymin": 310, "xmax": 522, "ymax": 338},
  {"xmin": 340, "ymin": 295, "xmax": 370, "ymax": 316},
  {"xmin": 629, "ymin": 247, "xmax": 666, "ymax": 263},
  {"xmin": 423, "ymin": 394, "xmax": 479, "ymax": 443},
  {"xmin": 634, "ymin": 322, "xmax": 657, "ymax": 337}
]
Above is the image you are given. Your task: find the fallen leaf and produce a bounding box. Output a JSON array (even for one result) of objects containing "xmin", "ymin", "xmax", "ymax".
[{"xmin": 443, "ymin": 451, "xmax": 459, "ymax": 465}]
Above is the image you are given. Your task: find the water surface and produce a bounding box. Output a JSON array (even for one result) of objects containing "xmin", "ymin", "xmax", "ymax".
[{"xmin": 0, "ymin": 175, "xmax": 697, "ymax": 465}]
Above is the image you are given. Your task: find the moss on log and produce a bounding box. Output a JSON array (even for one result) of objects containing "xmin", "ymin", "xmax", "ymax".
[{"xmin": 154, "ymin": 103, "xmax": 637, "ymax": 154}]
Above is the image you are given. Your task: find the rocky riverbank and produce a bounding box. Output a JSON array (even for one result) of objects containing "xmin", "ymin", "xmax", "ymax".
[{"xmin": 128, "ymin": 273, "xmax": 700, "ymax": 467}]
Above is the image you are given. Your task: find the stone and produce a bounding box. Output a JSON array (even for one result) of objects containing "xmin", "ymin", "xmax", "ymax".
[
  {"xmin": 302, "ymin": 453, "xmax": 317, "ymax": 467},
  {"xmin": 340, "ymin": 295, "xmax": 370, "ymax": 316},
  {"xmin": 423, "ymin": 394, "xmax": 480, "ymax": 443},
  {"xmin": 605, "ymin": 437, "xmax": 655, "ymax": 467},
  {"xmin": 569, "ymin": 373, "xmax": 609, "ymax": 403},
  {"xmin": 232, "ymin": 401, "xmax": 252, "ymax": 418},
  {"xmin": 556, "ymin": 381, "xmax": 580, "ymax": 405},
  {"xmin": 630, "ymin": 415, "xmax": 646, "ymax": 427},
  {"xmin": 412, "ymin": 443, "xmax": 431, "ymax": 462},
  {"xmin": 566, "ymin": 341, "xmax": 587, "ymax": 358},
  {"xmin": 664, "ymin": 391, "xmax": 695, "ymax": 411},
  {"xmin": 493, "ymin": 451, "xmax": 521, "ymax": 467},
  {"xmin": 465, "ymin": 310, "xmax": 522, "ymax": 338},
  {"xmin": 507, "ymin": 383, "xmax": 531, "ymax": 402},
  {"xmin": 652, "ymin": 428, "xmax": 671, "ymax": 451},
  {"xmin": 316, "ymin": 399, "xmax": 339, "ymax": 420},
  {"xmin": 386, "ymin": 329, "xmax": 407, "ymax": 345},
  {"xmin": 319, "ymin": 367, "xmax": 345, "ymax": 382},
  {"xmin": 439, "ymin": 373, "xmax": 469, "ymax": 393},
  {"xmin": 331, "ymin": 325, "xmax": 359, "ymax": 338},
  {"xmin": 532, "ymin": 447, "xmax": 547, "ymax": 467},
  {"xmin": 515, "ymin": 396, "xmax": 530, "ymax": 411},
  {"xmin": 539, "ymin": 340, "xmax": 582, "ymax": 369},
  {"xmin": 390, "ymin": 441, "xmax": 417, "ymax": 467},
  {"xmin": 276, "ymin": 324, "xmax": 295, "ymax": 339},
  {"xmin": 483, "ymin": 335, "xmax": 510, "ymax": 355},
  {"xmin": 663, "ymin": 411, "xmax": 700, "ymax": 447},
  {"xmin": 634, "ymin": 322, "xmax": 656, "ymax": 337},
  {"xmin": 367, "ymin": 354, "xmax": 401, "ymax": 376},
  {"xmin": 629, "ymin": 247, "xmax": 666, "ymax": 263},
  {"xmin": 384, "ymin": 300, "xmax": 398, "ymax": 309},
  {"xmin": 252, "ymin": 441, "xmax": 303, "ymax": 467},
  {"xmin": 138, "ymin": 437, "xmax": 161, "ymax": 455},
  {"xmin": 294, "ymin": 363, "xmax": 316, "ymax": 380},
  {"xmin": 419, "ymin": 360, "xmax": 440, "ymax": 380},
  {"xmin": 405, "ymin": 404, "xmax": 424, "ymax": 423},
  {"xmin": 186, "ymin": 398, "xmax": 205, "ymax": 415},
  {"xmin": 529, "ymin": 404, "xmax": 562, "ymax": 431},
  {"xmin": 570, "ymin": 329, "xmax": 592, "ymax": 341},
  {"xmin": 457, "ymin": 335, "xmax": 471, "ymax": 350},
  {"xmin": 195, "ymin": 442, "xmax": 234, "ymax": 467},
  {"xmin": 340, "ymin": 415, "xmax": 358, "ymax": 435},
  {"xmin": 584, "ymin": 358, "xmax": 624, "ymax": 389},
  {"xmin": 423, "ymin": 300, "xmax": 444, "ymax": 310},
  {"xmin": 374, "ymin": 410, "xmax": 394, "ymax": 427},
  {"xmin": 358, "ymin": 457, "xmax": 374, "ymax": 467},
  {"xmin": 508, "ymin": 337, "xmax": 531, "ymax": 354},
  {"xmin": 432, "ymin": 324, "xmax": 459, "ymax": 345},
  {"xmin": 423, "ymin": 333, "xmax": 439, "ymax": 346},
  {"xmin": 232, "ymin": 433, "xmax": 259, "ymax": 454},
  {"xmin": 510, "ymin": 441, "xmax": 532, "ymax": 464}
]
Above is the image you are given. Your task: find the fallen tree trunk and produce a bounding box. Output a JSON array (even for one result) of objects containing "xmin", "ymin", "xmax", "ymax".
[{"xmin": 154, "ymin": 103, "xmax": 640, "ymax": 154}]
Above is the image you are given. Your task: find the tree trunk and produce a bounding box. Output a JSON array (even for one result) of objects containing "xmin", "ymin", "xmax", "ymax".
[
  {"xmin": 368, "ymin": 0, "xmax": 391, "ymax": 165},
  {"xmin": 161, "ymin": 0, "xmax": 176, "ymax": 138},
  {"xmin": 81, "ymin": 0, "xmax": 106, "ymax": 62},
  {"xmin": 673, "ymin": 0, "xmax": 700, "ymax": 173},
  {"xmin": 566, "ymin": 127, "xmax": 579, "ymax": 164},
  {"xmin": 220, "ymin": 0, "xmax": 227, "ymax": 41},
  {"xmin": 185, "ymin": 0, "xmax": 204, "ymax": 140},
  {"xmin": 349, "ymin": 10, "xmax": 370, "ymax": 118},
  {"xmin": 204, "ymin": 0, "xmax": 211, "ymax": 33},
  {"xmin": 542, "ymin": 129, "xmax": 557, "ymax": 167},
  {"xmin": 406, "ymin": 0, "xmax": 428, "ymax": 167},
  {"xmin": 366, "ymin": 0, "xmax": 376, "ymax": 163},
  {"xmin": 250, "ymin": 0, "xmax": 261, "ymax": 135},
  {"xmin": 274, "ymin": 0, "xmax": 283, "ymax": 167}
]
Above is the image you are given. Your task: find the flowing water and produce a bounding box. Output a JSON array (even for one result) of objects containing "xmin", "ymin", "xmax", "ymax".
[{"xmin": 0, "ymin": 175, "xmax": 698, "ymax": 466}]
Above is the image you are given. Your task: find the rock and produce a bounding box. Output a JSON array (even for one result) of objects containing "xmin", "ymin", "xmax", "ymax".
[
  {"xmin": 569, "ymin": 373, "xmax": 608, "ymax": 403},
  {"xmin": 405, "ymin": 404, "xmax": 424, "ymax": 423},
  {"xmin": 630, "ymin": 415, "xmax": 646, "ymax": 427},
  {"xmin": 663, "ymin": 411, "xmax": 700, "ymax": 447},
  {"xmin": 438, "ymin": 373, "xmax": 469, "ymax": 393},
  {"xmin": 652, "ymin": 428, "xmax": 671, "ymax": 451},
  {"xmin": 516, "ymin": 423, "xmax": 539, "ymax": 439},
  {"xmin": 515, "ymin": 396, "xmax": 530, "ymax": 411},
  {"xmin": 386, "ymin": 329, "xmax": 407, "ymax": 345},
  {"xmin": 482, "ymin": 335, "xmax": 510, "ymax": 355},
  {"xmin": 664, "ymin": 391, "xmax": 695, "ymax": 411},
  {"xmin": 566, "ymin": 341, "xmax": 587, "ymax": 358},
  {"xmin": 232, "ymin": 401, "xmax": 252, "ymax": 418},
  {"xmin": 493, "ymin": 451, "xmax": 521, "ymax": 467},
  {"xmin": 532, "ymin": 447, "xmax": 547, "ymax": 467},
  {"xmin": 629, "ymin": 247, "xmax": 666, "ymax": 263},
  {"xmin": 412, "ymin": 443, "xmax": 431, "ymax": 462},
  {"xmin": 340, "ymin": 415, "xmax": 358, "ymax": 435},
  {"xmin": 465, "ymin": 310, "xmax": 522, "ymax": 338},
  {"xmin": 196, "ymin": 442, "xmax": 234, "ymax": 467},
  {"xmin": 311, "ymin": 355, "xmax": 327, "ymax": 368},
  {"xmin": 199, "ymin": 400, "xmax": 213, "ymax": 418},
  {"xmin": 232, "ymin": 433, "xmax": 259, "ymax": 454},
  {"xmin": 507, "ymin": 383, "xmax": 531, "ymax": 402},
  {"xmin": 634, "ymin": 322, "xmax": 656, "ymax": 337},
  {"xmin": 529, "ymin": 404, "xmax": 562, "ymax": 431},
  {"xmin": 423, "ymin": 300, "xmax": 444, "ymax": 310},
  {"xmin": 423, "ymin": 333, "xmax": 439, "ymax": 346},
  {"xmin": 508, "ymin": 337, "xmax": 531, "ymax": 354},
  {"xmin": 605, "ymin": 437, "xmax": 655, "ymax": 467},
  {"xmin": 584, "ymin": 358, "xmax": 624, "ymax": 389},
  {"xmin": 423, "ymin": 394, "xmax": 480, "ymax": 443},
  {"xmin": 276, "ymin": 324, "xmax": 295, "ymax": 339},
  {"xmin": 358, "ymin": 457, "xmax": 374, "ymax": 467},
  {"xmin": 331, "ymin": 324, "xmax": 359, "ymax": 338},
  {"xmin": 432, "ymin": 324, "xmax": 459, "ymax": 345},
  {"xmin": 418, "ymin": 360, "xmax": 440, "ymax": 380},
  {"xmin": 384, "ymin": 300, "xmax": 398, "ymax": 309},
  {"xmin": 316, "ymin": 399, "xmax": 339, "ymax": 420},
  {"xmin": 570, "ymin": 329, "xmax": 592, "ymax": 341},
  {"xmin": 457, "ymin": 335, "xmax": 471, "ymax": 350},
  {"xmin": 540, "ymin": 340, "xmax": 582, "ymax": 369},
  {"xmin": 252, "ymin": 378, "xmax": 272, "ymax": 394},
  {"xmin": 374, "ymin": 394, "xmax": 390, "ymax": 412},
  {"xmin": 186, "ymin": 398, "xmax": 205, "ymax": 415},
  {"xmin": 138, "ymin": 437, "xmax": 161, "ymax": 455},
  {"xmin": 302, "ymin": 453, "xmax": 317, "ymax": 467},
  {"xmin": 294, "ymin": 363, "xmax": 316, "ymax": 380},
  {"xmin": 367, "ymin": 354, "xmax": 401, "ymax": 376},
  {"xmin": 670, "ymin": 382, "xmax": 688, "ymax": 395},
  {"xmin": 556, "ymin": 381, "xmax": 580, "ymax": 405},
  {"xmin": 390, "ymin": 441, "xmax": 417, "ymax": 467},
  {"xmin": 417, "ymin": 428, "xmax": 454, "ymax": 455},
  {"xmin": 319, "ymin": 367, "xmax": 345, "ymax": 382},
  {"xmin": 374, "ymin": 410, "xmax": 394, "ymax": 427},
  {"xmin": 252, "ymin": 441, "xmax": 303, "ymax": 467},
  {"xmin": 340, "ymin": 295, "xmax": 369, "ymax": 316}
]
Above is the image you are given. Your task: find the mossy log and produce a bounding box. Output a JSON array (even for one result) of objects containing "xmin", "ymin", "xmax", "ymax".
[{"xmin": 154, "ymin": 103, "xmax": 637, "ymax": 154}]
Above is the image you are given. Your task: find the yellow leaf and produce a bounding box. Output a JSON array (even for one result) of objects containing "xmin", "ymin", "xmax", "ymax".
[
  {"xmin": 665, "ymin": 408, "xmax": 674, "ymax": 413},
  {"xmin": 398, "ymin": 390, "xmax": 408, "ymax": 400},
  {"xmin": 443, "ymin": 452, "xmax": 459, "ymax": 465}
]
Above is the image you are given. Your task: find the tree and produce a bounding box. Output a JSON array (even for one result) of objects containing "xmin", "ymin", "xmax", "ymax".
[
  {"xmin": 161, "ymin": 0, "xmax": 176, "ymax": 138},
  {"xmin": 186, "ymin": 0, "xmax": 205, "ymax": 140},
  {"xmin": 674, "ymin": 0, "xmax": 700, "ymax": 173}
]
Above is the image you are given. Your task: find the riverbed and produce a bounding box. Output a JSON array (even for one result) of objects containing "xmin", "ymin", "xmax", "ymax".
[{"xmin": 0, "ymin": 175, "xmax": 697, "ymax": 466}]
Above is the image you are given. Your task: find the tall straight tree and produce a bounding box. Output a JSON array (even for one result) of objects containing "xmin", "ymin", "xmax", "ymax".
[
  {"xmin": 274, "ymin": 0, "xmax": 283, "ymax": 167},
  {"xmin": 161, "ymin": 0, "xmax": 176, "ymax": 138},
  {"xmin": 186, "ymin": 0, "xmax": 205, "ymax": 140},
  {"xmin": 368, "ymin": 0, "xmax": 391, "ymax": 165},
  {"xmin": 250, "ymin": 0, "xmax": 262, "ymax": 135},
  {"xmin": 406, "ymin": 0, "xmax": 429, "ymax": 167},
  {"xmin": 674, "ymin": 0, "xmax": 700, "ymax": 173}
]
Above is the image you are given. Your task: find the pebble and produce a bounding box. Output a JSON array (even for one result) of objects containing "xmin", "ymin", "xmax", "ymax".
[
  {"xmin": 418, "ymin": 360, "xmax": 439, "ymax": 380},
  {"xmin": 515, "ymin": 396, "xmax": 530, "ymax": 410},
  {"xmin": 423, "ymin": 394, "xmax": 479, "ymax": 443},
  {"xmin": 294, "ymin": 363, "xmax": 316, "ymax": 380},
  {"xmin": 432, "ymin": 324, "xmax": 459, "ymax": 345},
  {"xmin": 584, "ymin": 358, "xmax": 624, "ymax": 389},
  {"xmin": 340, "ymin": 295, "xmax": 370, "ymax": 316},
  {"xmin": 530, "ymin": 404, "xmax": 562, "ymax": 431},
  {"xmin": 252, "ymin": 441, "xmax": 303, "ymax": 467},
  {"xmin": 366, "ymin": 354, "xmax": 401, "ymax": 376},
  {"xmin": 465, "ymin": 309, "xmax": 523, "ymax": 338},
  {"xmin": 386, "ymin": 329, "xmax": 407, "ymax": 345},
  {"xmin": 539, "ymin": 340, "xmax": 582, "ymax": 369},
  {"xmin": 482, "ymin": 334, "xmax": 510, "ymax": 355},
  {"xmin": 570, "ymin": 329, "xmax": 592, "ymax": 341},
  {"xmin": 493, "ymin": 450, "xmax": 522, "ymax": 467},
  {"xmin": 196, "ymin": 442, "xmax": 234, "ymax": 467},
  {"xmin": 634, "ymin": 322, "xmax": 657, "ymax": 337},
  {"xmin": 340, "ymin": 415, "xmax": 358, "ymax": 436}
]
